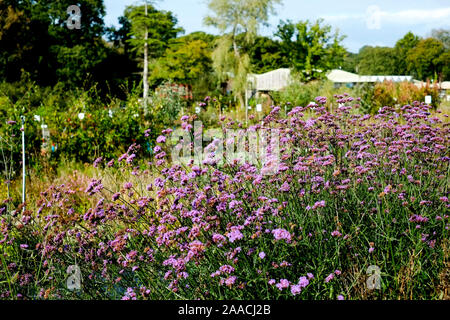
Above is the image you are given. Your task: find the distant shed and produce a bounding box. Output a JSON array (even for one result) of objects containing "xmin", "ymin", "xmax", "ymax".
[
  {"xmin": 248, "ymin": 68, "xmax": 292, "ymax": 92},
  {"xmin": 327, "ymin": 69, "xmax": 413, "ymax": 87}
]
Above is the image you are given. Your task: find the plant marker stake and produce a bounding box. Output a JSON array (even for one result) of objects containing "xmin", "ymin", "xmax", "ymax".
[{"xmin": 21, "ymin": 116, "xmax": 25, "ymax": 211}]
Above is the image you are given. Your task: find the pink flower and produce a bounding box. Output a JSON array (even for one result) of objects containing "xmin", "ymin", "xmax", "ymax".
[
  {"xmin": 124, "ymin": 182, "xmax": 133, "ymax": 190},
  {"xmin": 331, "ymin": 230, "xmax": 342, "ymax": 237},
  {"xmin": 290, "ymin": 284, "xmax": 302, "ymax": 295},
  {"xmin": 276, "ymin": 279, "xmax": 290, "ymax": 291},
  {"xmin": 227, "ymin": 227, "xmax": 243, "ymax": 243},
  {"xmin": 298, "ymin": 276, "xmax": 309, "ymax": 288},
  {"xmin": 224, "ymin": 276, "xmax": 237, "ymax": 287},
  {"xmin": 279, "ymin": 181, "xmax": 290, "ymax": 192},
  {"xmin": 272, "ymin": 228, "xmax": 292, "ymax": 243},
  {"xmin": 325, "ymin": 273, "xmax": 334, "ymax": 283}
]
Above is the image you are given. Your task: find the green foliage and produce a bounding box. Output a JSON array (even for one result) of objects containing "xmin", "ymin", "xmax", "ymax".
[
  {"xmin": 0, "ymin": 83, "xmax": 157, "ymax": 169},
  {"xmin": 125, "ymin": 2, "xmax": 183, "ymax": 60},
  {"xmin": 356, "ymin": 46, "xmax": 398, "ymax": 75},
  {"xmin": 394, "ymin": 32, "xmax": 420, "ymax": 75},
  {"xmin": 352, "ymin": 31, "xmax": 449, "ymax": 82},
  {"xmin": 244, "ymin": 35, "xmax": 287, "ymax": 73},
  {"xmin": 341, "ymin": 51, "xmax": 358, "ymax": 73},
  {"xmin": 149, "ymin": 33, "xmax": 218, "ymax": 97},
  {"xmin": 406, "ymin": 38, "xmax": 447, "ymax": 81},
  {"xmin": 149, "ymin": 81, "xmax": 189, "ymax": 128},
  {"xmin": 0, "ymin": 0, "xmax": 109, "ymax": 87},
  {"xmin": 275, "ymin": 19, "xmax": 346, "ymax": 81}
]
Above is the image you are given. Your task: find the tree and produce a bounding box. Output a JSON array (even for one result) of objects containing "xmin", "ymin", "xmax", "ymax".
[
  {"xmin": 125, "ymin": 1, "xmax": 183, "ymax": 108},
  {"xmin": 355, "ymin": 46, "xmax": 397, "ymax": 75},
  {"xmin": 406, "ymin": 38, "xmax": 446, "ymax": 81},
  {"xmin": 243, "ymin": 35, "xmax": 287, "ymax": 73},
  {"xmin": 149, "ymin": 32, "xmax": 217, "ymax": 97},
  {"xmin": 0, "ymin": 0, "xmax": 110, "ymax": 88},
  {"xmin": 341, "ymin": 51, "xmax": 358, "ymax": 73},
  {"xmin": 204, "ymin": 0, "xmax": 282, "ymax": 108},
  {"xmin": 38, "ymin": 0, "xmax": 107, "ymax": 87},
  {"xmin": 275, "ymin": 19, "xmax": 346, "ymax": 81},
  {"xmin": 0, "ymin": 0, "xmax": 34, "ymax": 82},
  {"xmin": 394, "ymin": 31, "xmax": 420, "ymax": 75}
]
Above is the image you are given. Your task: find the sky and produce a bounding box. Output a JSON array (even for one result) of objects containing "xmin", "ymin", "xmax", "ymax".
[{"xmin": 103, "ymin": 0, "xmax": 450, "ymax": 53}]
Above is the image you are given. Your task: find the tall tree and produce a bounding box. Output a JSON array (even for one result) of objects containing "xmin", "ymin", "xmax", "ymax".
[
  {"xmin": 275, "ymin": 19, "xmax": 346, "ymax": 81},
  {"xmin": 394, "ymin": 31, "xmax": 420, "ymax": 75},
  {"xmin": 149, "ymin": 32, "xmax": 216, "ymax": 88},
  {"xmin": 0, "ymin": 0, "xmax": 109, "ymax": 87},
  {"xmin": 243, "ymin": 35, "xmax": 286, "ymax": 73},
  {"xmin": 204, "ymin": 0, "xmax": 282, "ymax": 108},
  {"xmin": 125, "ymin": 1, "xmax": 183, "ymax": 108},
  {"xmin": 406, "ymin": 38, "xmax": 447, "ymax": 81}
]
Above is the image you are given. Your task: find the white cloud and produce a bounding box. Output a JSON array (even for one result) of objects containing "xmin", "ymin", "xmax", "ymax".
[
  {"xmin": 381, "ymin": 7, "xmax": 450, "ymax": 25},
  {"xmin": 320, "ymin": 7, "xmax": 450, "ymax": 29}
]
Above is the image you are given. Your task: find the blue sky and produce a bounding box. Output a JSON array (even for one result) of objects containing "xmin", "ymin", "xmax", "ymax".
[{"xmin": 103, "ymin": 0, "xmax": 450, "ymax": 53}]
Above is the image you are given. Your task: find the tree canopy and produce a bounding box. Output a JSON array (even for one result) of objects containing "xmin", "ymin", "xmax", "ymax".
[{"xmin": 275, "ymin": 19, "xmax": 346, "ymax": 81}]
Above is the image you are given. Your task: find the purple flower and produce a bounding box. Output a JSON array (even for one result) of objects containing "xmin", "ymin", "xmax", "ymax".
[
  {"xmin": 298, "ymin": 276, "xmax": 309, "ymax": 288},
  {"xmin": 154, "ymin": 146, "xmax": 162, "ymax": 153},
  {"xmin": 93, "ymin": 157, "xmax": 103, "ymax": 168},
  {"xmin": 224, "ymin": 276, "xmax": 237, "ymax": 287},
  {"xmin": 227, "ymin": 227, "xmax": 243, "ymax": 243},
  {"xmin": 331, "ymin": 230, "xmax": 342, "ymax": 237},
  {"xmin": 272, "ymin": 228, "xmax": 292, "ymax": 243},
  {"xmin": 118, "ymin": 153, "xmax": 128, "ymax": 162},
  {"xmin": 219, "ymin": 265, "xmax": 235, "ymax": 274},
  {"xmin": 279, "ymin": 181, "xmax": 290, "ymax": 192},
  {"xmin": 337, "ymin": 295, "xmax": 345, "ymax": 300},
  {"xmin": 312, "ymin": 200, "xmax": 326, "ymax": 210},
  {"xmin": 276, "ymin": 279, "xmax": 290, "ymax": 291},
  {"xmin": 123, "ymin": 182, "xmax": 133, "ymax": 190},
  {"xmin": 156, "ymin": 135, "xmax": 166, "ymax": 143},
  {"xmin": 325, "ymin": 273, "xmax": 334, "ymax": 283},
  {"xmin": 290, "ymin": 284, "xmax": 302, "ymax": 295},
  {"xmin": 126, "ymin": 154, "xmax": 136, "ymax": 164},
  {"xmin": 258, "ymin": 252, "xmax": 266, "ymax": 259}
]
